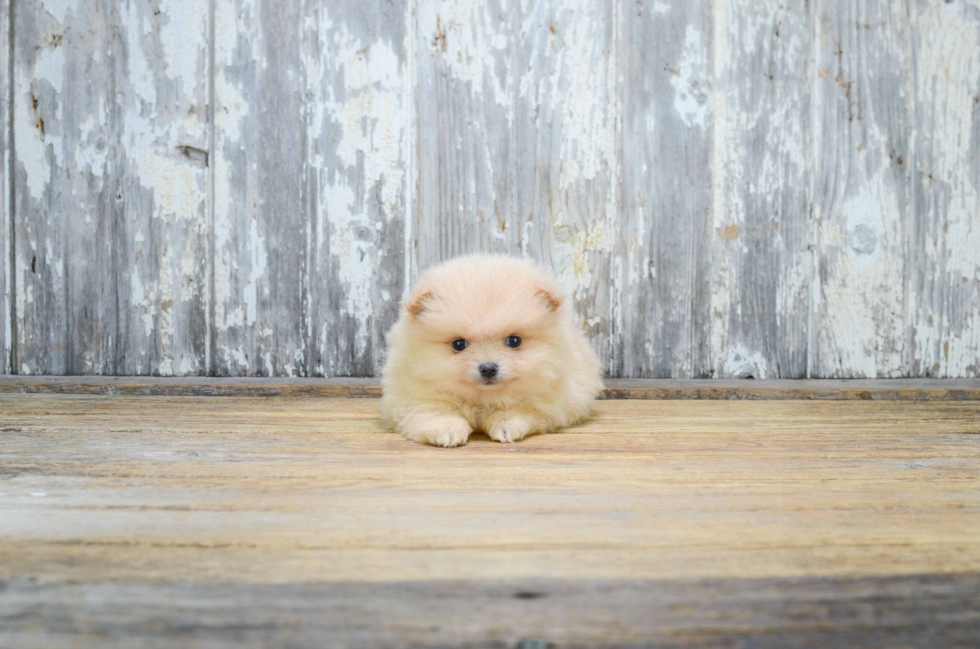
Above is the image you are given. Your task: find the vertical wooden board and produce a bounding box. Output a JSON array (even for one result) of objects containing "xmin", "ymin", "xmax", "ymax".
[
  {"xmin": 113, "ymin": 1, "xmax": 211, "ymax": 376},
  {"xmin": 1, "ymin": 0, "xmax": 9, "ymax": 374},
  {"xmin": 710, "ymin": 0, "xmax": 811, "ymax": 379},
  {"xmin": 112, "ymin": 0, "xmax": 210, "ymax": 375},
  {"xmin": 812, "ymin": 1, "xmax": 912, "ymax": 378},
  {"xmin": 615, "ymin": 0, "xmax": 713, "ymax": 378},
  {"xmin": 13, "ymin": 0, "xmax": 115, "ymax": 374},
  {"xmin": 213, "ymin": 0, "xmax": 308, "ymax": 376},
  {"xmin": 416, "ymin": 0, "xmax": 617, "ymax": 370},
  {"xmin": 12, "ymin": 0, "xmax": 208, "ymax": 377},
  {"xmin": 415, "ymin": 0, "xmax": 520, "ymax": 269},
  {"xmin": 909, "ymin": 0, "xmax": 980, "ymax": 378},
  {"xmin": 305, "ymin": 0, "xmax": 411, "ymax": 377},
  {"xmin": 509, "ymin": 0, "xmax": 618, "ymax": 372}
]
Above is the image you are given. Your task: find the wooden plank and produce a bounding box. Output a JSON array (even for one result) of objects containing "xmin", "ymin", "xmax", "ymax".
[
  {"xmin": 414, "ymin": 0, "xmax": 517, "ymax": 266},
  {"xmin": 110, "ymin": 0, "xmax": 211, "ymax": 375},
  {"xmin": 615, "ymin": 0, "xmax": 713, "ymax": 378},
  {"xmin": 710, "ymin": 0, "xmax": 811, "ymax": 378},
  {"xmin": 909, "ymin": 0, "xmax": 980, "ymax": 378},
  {"xmin": 507, "ymin": 1, "xmax": 618, "ymax": 371},
  {"xmin": 2, "ymin": 376, "xmax": 980, "ymax": 400},
  {"xmin": 415, "ymin": 0, "xmax": 617, "ymax": 369},
  {"xmin": 212, "ymin": 0, "xmax": 307, "ymax": 376},
  {"xmin": 0, "ymin": 395, "xmax": 978, "ymax": 645},
  {"xmin": 2, "ymin": 575, "xmax": 979, "ymax": 648},
  {"xmin": 11, "ymin": 0, "xmax": 209, "ymax": 376},
  {"xmin": 13, "ymin": 0, "xmax": 115, "ymax": 374},
  {"xmin": 812, "ymin": 1, "xmax": 913, "ymax": 378},
  {"xmin": 305, "ymin": 0, "xmax": 411, "ymax": 377},
  {"xmin": 0, "ymin": 0, "xmax": 9, "ymax": 375}
]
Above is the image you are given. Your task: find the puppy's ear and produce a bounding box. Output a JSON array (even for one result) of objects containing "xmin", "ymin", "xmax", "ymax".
[
  {"xmin": 536, "ymin": 286, "xmax": 564, "ymax": 311},
  {"xmin": 406, "ymin": 288, "xmax": 434, "ymax": 317}
]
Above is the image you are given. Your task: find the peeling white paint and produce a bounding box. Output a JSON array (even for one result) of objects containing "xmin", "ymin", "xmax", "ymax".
[
  {"xmin": 419, "ymin": 1, "xmax": 513, "ymax": 120},
  {"xmin": 38, "ymin": 0, "xmax": 72, "ymax": 24},
  {"xmin": 724, "ymin": 345, "xmax": 769, "ymax": 379},
  {"xmin": 670, "ymin": 25, "xmax": 710, "ymax": 129},
  {"xmin": 312, "ymin": 8, "xmax": 411, "ymax": 356},
  {"xmin": 7, "ymin": 0, "xmax": 980, "ymax": 379}
]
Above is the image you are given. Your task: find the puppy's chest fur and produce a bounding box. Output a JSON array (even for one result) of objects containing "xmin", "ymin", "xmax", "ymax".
[{"xmin": 455, "ymin": 399, "xmax": 529, "ymax": 431}]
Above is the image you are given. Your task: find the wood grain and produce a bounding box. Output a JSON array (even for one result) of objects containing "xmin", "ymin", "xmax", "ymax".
[
  {"xmin": 13, "ymin": 0, "xmax": 116, "ymax": 374},
  {"xmin": 812, "ymin": 0, "xmax": 913, "ymax": 378},
  {"xmin": 3, "ymin": 575, "xmax": 979, "ymax": 648},
  {"xmin": 11, "ymin": 0, "xmax": 210, "ymax": 376},
  {"xmin": 212, "ymin": 0, "xmax": 308, "ymax": 376},
  {"xmin": 710, "ymin": 0, "xmax": 811, "ymax": 379},
  {"xmin": 305, "ymin": 0, "xmax": 411, "ymax": 377},
  {"xmin": 0, "ymin": 0, "xmax": 9, "ymax": 375},
  {"xmin": 1, "ymin": 394, "xmax": 978, "ymax": 645},
  {"xmin": 2, "ymin": 0, "xmax": 979, "ymax": 380},
  {"xmin": 111, "ymin": 0, "xmax": 211, "ymax": 375},
  {"xmin": 415, "ymin": 0, "xmax": 617, "ymax": 369},
  {"xmin": 616, "ymin": 0, "xmax": 713, "ymax": 378},
  {"xmin": 3, "ymin": 376, "xmax": 980, "ymax": 400},
  {"xmin": 909, "ymin": 0, "xmax": 980, "ymax": 378}
]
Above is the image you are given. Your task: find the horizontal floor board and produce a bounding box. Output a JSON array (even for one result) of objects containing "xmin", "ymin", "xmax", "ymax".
[
  {"xmin": 2, "ymin": 394, "xmax": 978, "ymax": 646},
  {"xmin": 2, "ymin": 376, "xmax": 980, "ymax": 400}
]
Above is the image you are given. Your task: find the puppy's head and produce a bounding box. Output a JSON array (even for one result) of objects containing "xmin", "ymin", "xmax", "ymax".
[{"xmin": 400, "ymin": 255, "xmax": 567, "ymax": 402}]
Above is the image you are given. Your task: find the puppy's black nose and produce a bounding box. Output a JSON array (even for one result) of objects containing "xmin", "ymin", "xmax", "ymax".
[{"xmin": 479, "ymin": 363, "xmax": 499, "ymax": 379}]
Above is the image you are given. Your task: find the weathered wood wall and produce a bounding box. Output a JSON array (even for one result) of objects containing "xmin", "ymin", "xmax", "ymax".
[{"xmin": 2, "ymin": 0, "xmax": 978, "ymax": 378}]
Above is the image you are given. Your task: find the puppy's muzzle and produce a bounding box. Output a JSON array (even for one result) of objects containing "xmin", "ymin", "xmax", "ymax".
[{"xmin": 478, "ymin": 363, "xmax": 499, "ymax": 384}]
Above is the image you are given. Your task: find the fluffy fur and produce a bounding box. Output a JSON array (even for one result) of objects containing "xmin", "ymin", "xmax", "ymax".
[{"xmin": 381, "ymin": 255, "xmax": 602, "ymax": 447}]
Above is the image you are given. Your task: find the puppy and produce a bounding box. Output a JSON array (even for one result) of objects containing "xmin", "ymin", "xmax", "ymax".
[{"xmin": 381, "ymin": 255, "xmax": 602, "ymax": 447}]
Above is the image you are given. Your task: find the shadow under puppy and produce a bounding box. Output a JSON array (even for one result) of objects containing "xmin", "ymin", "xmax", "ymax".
[{"xmin": 382, "ymin": 255, "xmax": 602, "ymax": 447}]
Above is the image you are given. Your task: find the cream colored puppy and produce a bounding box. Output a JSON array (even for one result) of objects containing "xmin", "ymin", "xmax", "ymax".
[{"xmin": 381, "ymin": 255, "xmax": 602, "ymax": 447}]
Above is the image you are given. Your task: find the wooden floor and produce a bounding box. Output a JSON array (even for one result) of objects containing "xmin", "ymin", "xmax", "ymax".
[{"xmin": 2, "ymin": 389, "xmax": 979, "ymax": 647}]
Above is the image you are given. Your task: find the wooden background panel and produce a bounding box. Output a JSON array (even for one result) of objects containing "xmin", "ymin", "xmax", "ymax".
[
  {"xmin": 616, "ymin": 0, "xmax": 713, "ymax": 378},
  {"xmin": 111, "ymin": 0, "xmax": 210, "ymax": 375},
  {"xmin": 212, "ymin": 0, "xmax": 309, "ymax": 377},
  {"xmin": 507, "ymin": 0, "xmax": 618, "ymax": 371},
  {"xmin": 13, "ymin": 0, "xmax": 116, "ymax": 374},
  {"xmin": 305, "ymin": 0, "xmax": 412, "ymax": 378},
  {"xmin": 0, "ymin": 0, "xmax": 8, "ymax": 374},
  {"xmin": 414, "ymin": 0, "xmax": 518, "ymax": 267},
  {"xmin": 415, "ymin": 0, "xmax": 617, "ymax": 370},
  {"xmin": 909, "ymin": 0, "xmax": 980, "ymax": 378},
  {"xmin": 710, "ymin": 0, "xmax": 811, "ymax": 379},
  {"xmin": 2, "ymin": 0, "xmax": 979, "ymax": 378},
  {"xmin": 812, "ymin": 0, "xmax": 913, "ymax": 378},
  {"xmin": 10, "ymin": 0, "xmax": 209, "ymax": 376}
]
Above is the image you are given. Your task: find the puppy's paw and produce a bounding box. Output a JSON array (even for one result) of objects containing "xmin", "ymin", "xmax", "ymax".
[
  {"xmin": 401, "ymin": 415, "xmax": 473, "ymax": 448},
  {"xmin": 487, "ymin": 418, "xmax": 533, "ymax": 444}
]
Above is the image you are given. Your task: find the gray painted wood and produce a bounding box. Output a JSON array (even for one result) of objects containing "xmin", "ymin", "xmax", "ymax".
[
  {"xmin": 1, "ymin": 0, "xmax": 9, "ymax": 375},
  {"xmin": 909, "ymin": 0, "xmax": 980, "ymax": 378},
  {"xmin": 616, "ymin": 0, "xmax": 713, "ymax": 378},
  {"xmin": 112, "ymin": 0, "xmax": 211, "ymax": 375},
  {"xmin": 14, "ymin": 0, "xmax": 116, "ymax": 374},
  {"xmin": 415, "ymin": 0, "xmax": 618, "ymax": 370},
  {"xmin": 3, "ymin": 0, "xmax": 980, "ymax": 378},
  {"xmin": 12, "ymin": 0, "xmax": 209, "ymax": 376},
  {"xmin": 212, "ymin": 0, "xmax": 308, "ymax": 376},
  {"xmin": 812, "ymin": 0, "xmax": 913, "ymax": 378},
  {"xmin": 710, "ymin": 0, "xmax": 811, "ymax": 379},
  {"xmin": 305, "ymin": 0, "xmax": 411, "ymax": 377}
]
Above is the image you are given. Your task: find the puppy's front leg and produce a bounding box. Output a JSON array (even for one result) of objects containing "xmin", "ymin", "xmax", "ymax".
[
  {"xmin": 485, "ymin": 412, "xmax": 547, "ymax": 444},
  {"xmin": 399, "ymin": 411, "xmax": 473, "ymax": 448}
]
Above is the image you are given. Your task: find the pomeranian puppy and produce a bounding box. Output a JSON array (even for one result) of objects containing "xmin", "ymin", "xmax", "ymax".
[{"xmin": 381, "ymin": 255, "xmax": 602, "ymax": 447}]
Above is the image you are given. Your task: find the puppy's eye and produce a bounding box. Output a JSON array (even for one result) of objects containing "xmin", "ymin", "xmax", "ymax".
[
  {"xmin": 451, "ymin": 339, "xmax": 468, "ymax": 352},
  {"xmin": 505, "ymin": 335, "xmax": 522, "ymax": 349}
]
